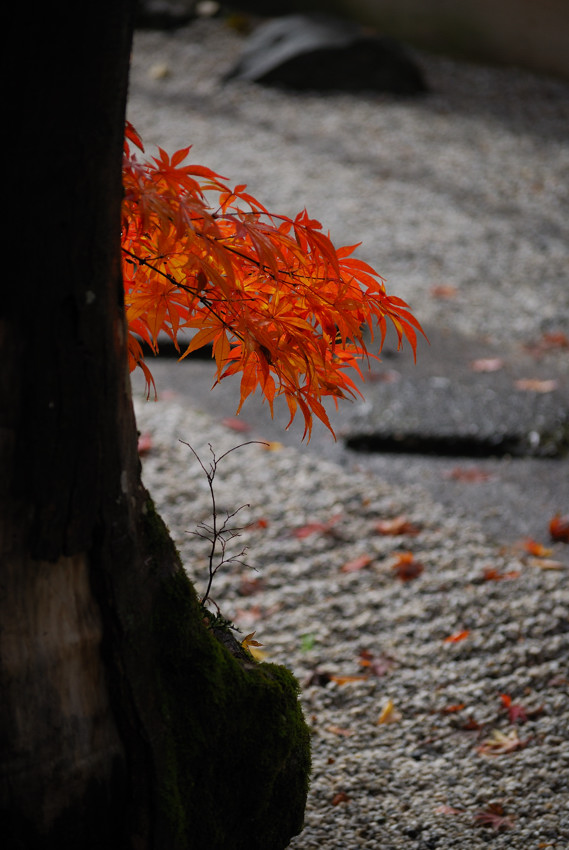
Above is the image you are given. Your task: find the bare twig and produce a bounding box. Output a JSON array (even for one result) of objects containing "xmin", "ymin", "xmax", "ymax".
[{"xmin": 180, "ymin": 440, "xmax": 267, "ymax": 608}]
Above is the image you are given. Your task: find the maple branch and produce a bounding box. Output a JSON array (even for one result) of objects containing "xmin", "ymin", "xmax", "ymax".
[
  {"xmin": 181, "ymin": 440, "xmax": 267, "ymax": 608},
  {"xmin": 122, "ymin": 124, "xmax": 426, "ymax": 438},
  {"xmin": 122, "ymin": 247, "xmax": 248, "ymax": 344}
]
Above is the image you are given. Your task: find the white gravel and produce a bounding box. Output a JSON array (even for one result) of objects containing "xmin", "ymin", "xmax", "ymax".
[
  {"xmin": 135, "ymin": 396, "xmax": 568, "ymax": 850},
  {"xmin": 128, "ymin": 17, "xmax": 569, "ymax": 848}
]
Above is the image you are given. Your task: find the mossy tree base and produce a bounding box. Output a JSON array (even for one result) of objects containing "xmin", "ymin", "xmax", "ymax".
[{"xmin": 143, "ymin": 502, "xmax": 312, "ymax": 850}]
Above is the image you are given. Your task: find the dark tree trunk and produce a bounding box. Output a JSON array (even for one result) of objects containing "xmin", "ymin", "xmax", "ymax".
[{"xmin": 1, "ymin": 4, "xmax": 310, "ymax": 848}]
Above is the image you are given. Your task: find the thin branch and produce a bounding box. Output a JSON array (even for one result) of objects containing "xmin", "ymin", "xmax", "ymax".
[{"xmin": 181, "ymin": 440, "xmax": 268, "ymax": 607}]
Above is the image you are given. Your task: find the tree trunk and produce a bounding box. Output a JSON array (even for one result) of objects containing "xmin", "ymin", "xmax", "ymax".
[{"xmin": 1, "ymin": 4, "xmax": 310, "ymax": 848}]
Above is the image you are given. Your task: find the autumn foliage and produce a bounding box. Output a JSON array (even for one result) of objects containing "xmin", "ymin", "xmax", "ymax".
[{"xmin": 122, "ymin": 122, "xmax": 423, "ymax": 437}]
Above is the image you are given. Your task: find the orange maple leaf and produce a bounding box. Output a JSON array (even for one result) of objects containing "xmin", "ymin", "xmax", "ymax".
[
  {"xmin": 241, "ymin": 631, "xmax": 266, "ymax": 660},
  {"xmin": 121, "ymin": 124, "xmax": 425, "ymax": 439},
  {"xmin": 443, "ymin": 629, "xmax": 470, "ymax": 644},
  {"xmin": 391, "ymin": 552, "xmax": 424, "ymax": 581},
  {"xmin": 522, "ymin": 538, "xmax": 553, "ymax": 557},
  {"xmin": 241, "ymin": 631, "xmax": 263, "ymax": 649}
]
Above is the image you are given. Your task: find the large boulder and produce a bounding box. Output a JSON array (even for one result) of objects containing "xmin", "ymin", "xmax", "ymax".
[{"xmin": 225, "ymin": 13, "xmax": 427, "ymax": 94}]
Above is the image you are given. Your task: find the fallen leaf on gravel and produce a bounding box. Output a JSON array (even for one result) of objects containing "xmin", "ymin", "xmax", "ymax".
[
  {"xmin": 514, "ymin": 378, "xmax": 558, "ymax": 392},
  {"xmin": 149, "ymin": 62, "xmax": 171, "ymax": 80},
  {"xmin": 261, "ymin": 440, "xmax": 284, "ymax": 451},
  {"xmin": 221, "ymin": 416, "xmax": 252, "ymax": 432},
  {"xmin": 137, "ymin": 432, "xmax": 153, "ymax": 455},
  {"xmin": 444, "ymin": 467, "xmax": 493, "ymax": 482},
  {"xmin": 435, "ymin": 804, "xmax": 465, "ymax": 815},
  {"xmin": 377, "ymin": 698, "xmax": 402, "ymax": 724},
  {"xmin": 443, "ymin": 630, "xmax": 470, "ymax": 643},
  {"xmin": 292, "ymin": 515, "xmax": 341, "ymax": 538},
  {"xmin": 375, "ymin": 515, "xmax": 421, "ymax": 536},
  {"xmin": 293, "ymin": 521, "xmax": 329, "ymax": 538},
  {"xmin": 366, "ymin": 368, "xmax": 401, "ymax": 383},
  {"xmin": 549, "ymin": 513, "xmax": 569, "ymax": 543},
  {"xmin": 473, "ymin": 802, "xmax": 515, "ymax": 831},
  {"xmin": 470, "ymin": 357, "xmax": 504, "ymax": 372},
  {"xmin": 326, "ymin": 725, "xmax": 353, "ymax": 737},
  {"xmin": 430, "ymin": 284, "xmax": 458, "ymax": 299},
  {"xmin": 300, "ymin": 633, "xmax": 316, "ymax": 652},
  {"xmin": 482, "ymin": 567, "xmax": 521, "ymax": 581},
  {"xmin": 239, "ymin": 577, "xmax": 264, "ymax": 596},
  {"xmin": 440, "ymin": 703, "xmax": 467, "ymax": 714},
  {"xmin": 524, "ymin": 331, "xmax": 569, "ymax": 356},
  {"xmin": 522, "ymin": 538, "xmax": 553, "ymax": 557},
  {"xmin": 358, "ymin": 649, "xmax": 397, "ymax": 677},
  {"xmin": 529, "ymin": 557, "xmax": 566, "ymax": 570},
  {"xmin": 476, "ymin": 728, "xmax": 530, "ymax": 756},
  {"xmin": 329, "ymin": 675, "xmax": 369, "ymax": 686},
  {"xmin": 331, "ymin": 791, "xmax": 350, "ymax": 805},
  {"xmin": 460, "ymin": 716, "xmax": 482, "ymax": 731},
  {"xmin": 391, "ymin": 552, "xmax": 424, "ymax": 581},
  {"xmin": 158, "ymin": 388, "xmax": 179, "ymax": 400},
  {"xmin": 245, "ymin": 517, "xmax": 269, "ymax": 530},
  {"xmin": 540, "ymin": 331, "xmax": 569, "ymax": 348},
  {"xmin": 500, "ymin": 694, "xmax": 528, "ymax": 725},
  {"xmin": 341, "ymin": 554, "xmax": 372, "ymax": 573}
]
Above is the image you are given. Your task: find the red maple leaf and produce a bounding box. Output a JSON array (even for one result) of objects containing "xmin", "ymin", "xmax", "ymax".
[
  {"xmin": 500, "ymin": 693, "xmax": 528, "ymax": 725},
  {"xmin": 473, "ymin": 802, "xmax": 515, "ymax": 831},
  {"xmin": 391, "ymin": 552, "xmax": 424, "ymax": 581},
  {"xmin": 292, "ymin": 515, "xmax": 341, "ymax": 539},
  {"xmin": 482, "ymin": 567, "xmax": 521, "ymax": 581},
  {"xmin": 549, "ymin": 513, "xmax": 569, "ymax": 543}
]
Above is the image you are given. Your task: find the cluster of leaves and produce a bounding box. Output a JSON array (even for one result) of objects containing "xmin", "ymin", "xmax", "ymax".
[{"xmin": 122, "ymin": 122, "xmax": 423, "ymax": 438}]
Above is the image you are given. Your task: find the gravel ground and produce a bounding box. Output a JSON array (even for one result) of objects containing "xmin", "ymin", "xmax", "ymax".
[
  {"xmin": 135, "ymin": 397, "xmax": 568, "ymax": 850},
  {"xmin": 128, "ymin": 17, "xmax": 569, "ymax": 848}
]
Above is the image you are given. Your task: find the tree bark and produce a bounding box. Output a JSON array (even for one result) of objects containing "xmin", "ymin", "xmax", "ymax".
[{"xmin": 1, "ymin": 3, "xmax": 310, "ymax": 848}]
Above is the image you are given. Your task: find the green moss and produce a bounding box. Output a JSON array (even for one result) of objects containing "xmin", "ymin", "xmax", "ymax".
[
  {"xmin": 141, "ymin": 495, "xmax": 185, "ymax": 571},
  {"xmin": 140, "ymin": 500, "xmax": 311, "ymax": 850}
]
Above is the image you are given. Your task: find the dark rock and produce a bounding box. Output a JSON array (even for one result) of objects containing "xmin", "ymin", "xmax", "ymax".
[
  {"xmin": 225, "ymin": 13, "xmax": 427, "ymax": 95},
  {"xmin": 135, "ymin": 0, "xmax": 197, "ymax": 30}
]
